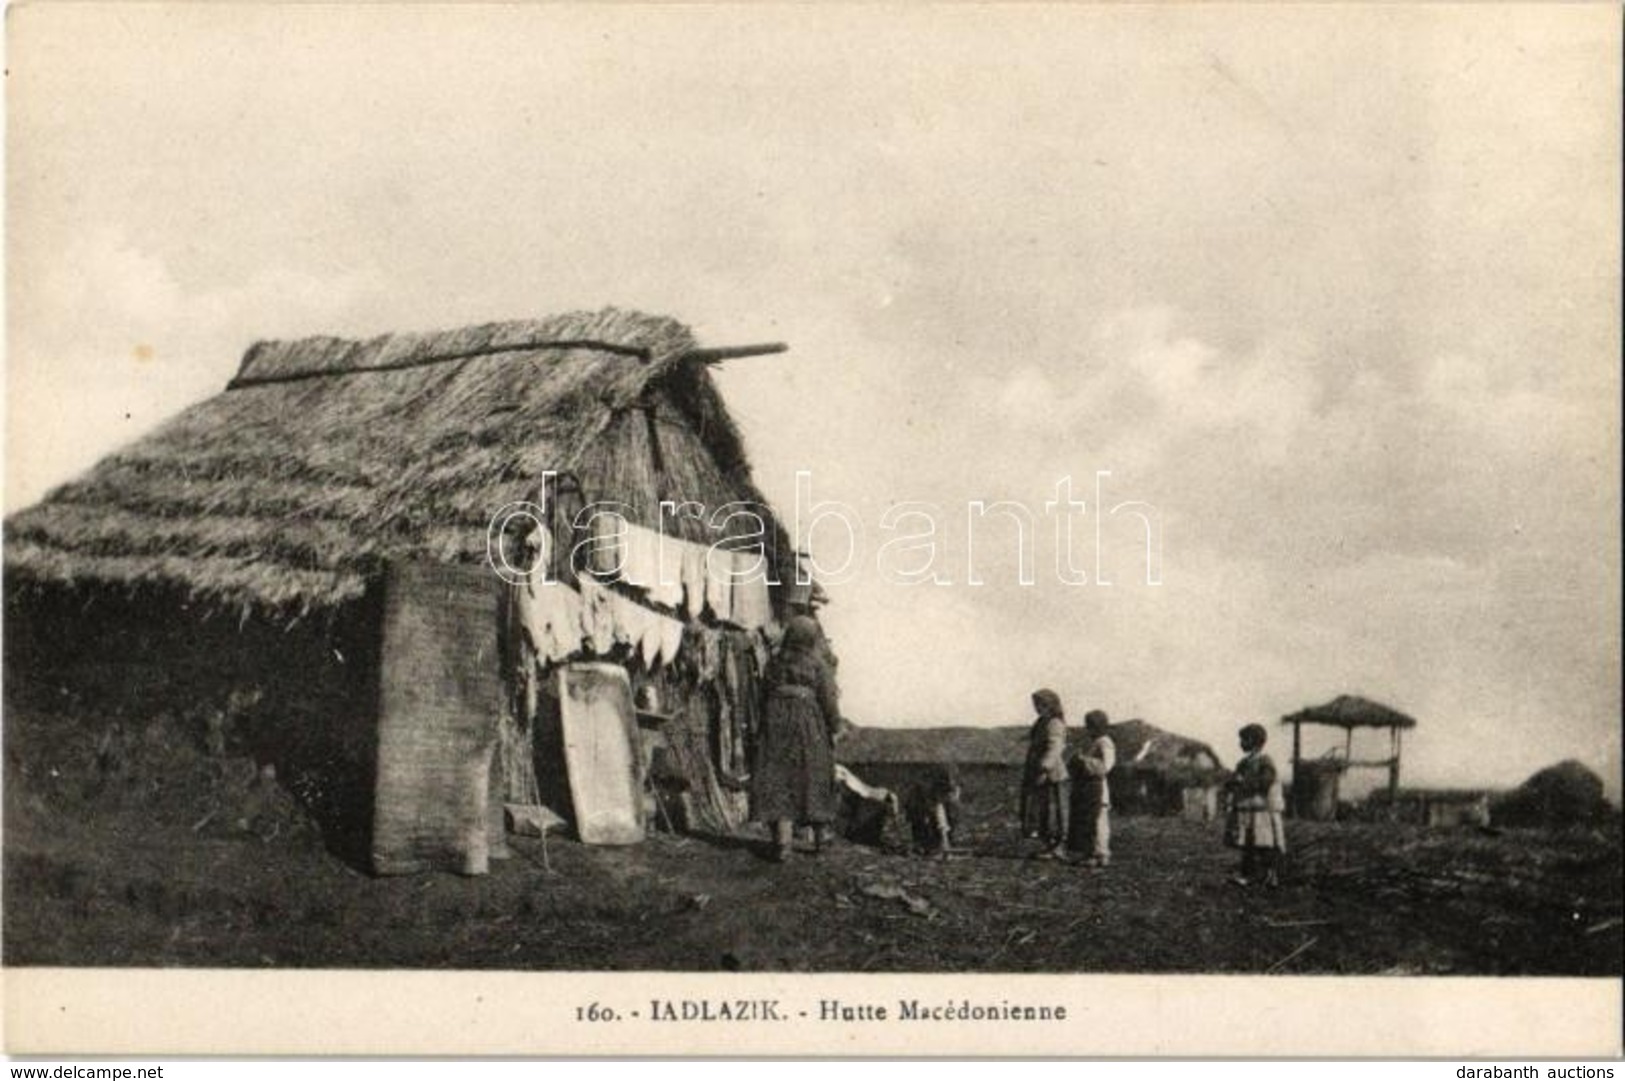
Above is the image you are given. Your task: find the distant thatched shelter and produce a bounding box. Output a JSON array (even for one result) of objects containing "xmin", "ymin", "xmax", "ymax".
[
  {"xmin": 5, "ymin": 308, "xmax": 808, "ymax": 872},
  {"xmin": 1282, "ymin": 694, "xmax": 1417, "ymax": 820}
]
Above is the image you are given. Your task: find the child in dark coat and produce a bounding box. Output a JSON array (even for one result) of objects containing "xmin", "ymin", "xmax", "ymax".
[{"xmin": 1223, "ymin": 723, "xmax": 1287, "ymax": 887}]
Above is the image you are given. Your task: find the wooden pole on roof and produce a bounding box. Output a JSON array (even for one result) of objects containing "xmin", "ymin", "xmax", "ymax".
[{"xmin": 681, "ymin": 342, "xmax": 789, "ymax": 365}]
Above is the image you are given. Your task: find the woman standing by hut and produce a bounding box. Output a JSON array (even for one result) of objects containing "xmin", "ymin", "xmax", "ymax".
[
  {"xmin": 1023, "ymin": 689, "xmax": 1070, "ymax": 860},
  {"xmin": 753, "ymin": 615, "xmax": 842, "ymax": 862}
]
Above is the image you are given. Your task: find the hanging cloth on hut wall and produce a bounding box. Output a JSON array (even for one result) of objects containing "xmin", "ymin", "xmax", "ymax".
[
  {"xmin": 624, "ymin": 521, "xmax": 743, "ymax": 619},
  {"xmin": 704, "ymin": 546, "xmax": 733, "ymax": 623},
  {"xmin": 606, "ymin": 587, "xmax": 663, "ymax": 670},
  {"xmin": 516, "ymin": 575, "xmax": 585, "ymax": 665},
  {"xmin": 750, "ymin": 626, "xmax": 773, "ymax": 674},
  {"xmin": 716, "ymin": 630, "xmax": 762, "ymax": 782},
  {"xmin": 681, "ymin": 543, "xmax": 708, "ymax": 619},
  {"xmin": 609, "ymin": 588, "xmax": 652, "ymax": 653},
  {"xmin": 585, "ymin": 510, "xmax": 772, "ymax": 623},
  {"xmin": 614, "ymin": 521, "xmax": 686, "ymax": 611},
  {"xmin": 689, "ymin": 624, "xmax": 723, "ymax": 684},
  {"xmin": 653, "ymin": 531, "xmax": 688, "ymax": 611},
  {"xmin": 584, "ymin": 512, "xmax": 624, "ymax": 578},
  {"xmin": 621, "ymin": 519, "xmax": 661, "ymax": 595},
  {"xmin": 586, "ymin": 515, "xmax": 701, "ymax": 614},
  {"xmin": 514, "ymin": 576, "xmax": 546, "ymax": 655},
  {"xmin": 658, "ymin": 612, "xmax": 684, "ymax": 668},
  {"xmin": 728, "ymin": 549, "xmax": 774, "ymax": 632},
  {"xmin": 517, "ymin": 567, "xmax": 687, "ymax": 670},
  {"xmin": 717, "ymin": 635, "xmax": 739, "ymax": 776},
  {"xmin": 578, "ymin": 576, "xmax": 618, "ymax": 655},
  {"xmin": 512, "ymin": 525, "xmax": 552, "ymax": 655},
  {"xmin": 585, "ymin": 579, "xmax": 688, "ymax": 671}
]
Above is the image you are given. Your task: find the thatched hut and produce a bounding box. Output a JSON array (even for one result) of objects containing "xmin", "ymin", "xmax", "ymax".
[
  {"xmin": 1364, "ymin": 787, "xmax": 1493, "ymax": 827},
  {"xmin": 4, "ymin": 308, "xmax": 809, "ymax": 873},
  {"xmin": 1104, "ymin": 719, "xmax": 1228, "ymax": 820}
]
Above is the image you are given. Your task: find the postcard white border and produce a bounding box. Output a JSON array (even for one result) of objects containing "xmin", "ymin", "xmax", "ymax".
[{"xmin": 4, "ymin": 969, "xmax": 1621, "ymax": 1058}]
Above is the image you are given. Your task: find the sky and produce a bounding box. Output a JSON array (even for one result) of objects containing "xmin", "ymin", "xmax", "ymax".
[{"xmin": 6, "ymin": 4, "xmax": 1620, "ymax": 797}]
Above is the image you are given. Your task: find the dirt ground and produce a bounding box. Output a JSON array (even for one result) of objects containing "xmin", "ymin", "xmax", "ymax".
[{"xmin": 4, "ymin": 706, "xmax": 1621, "ymax": 974}]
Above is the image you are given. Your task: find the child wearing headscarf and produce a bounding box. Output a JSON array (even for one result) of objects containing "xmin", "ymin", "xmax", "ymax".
[
  {"xmin": 1223, "ymin": 723, "xmax": 1286, "ymax": 887},
  {"xmin": 1070, "ymin": 709, "xmax": 1116, "ymax": 867},
  {"xmin": 1022, "ymin": 689, "xmax": 1070, "ymax": 859}
]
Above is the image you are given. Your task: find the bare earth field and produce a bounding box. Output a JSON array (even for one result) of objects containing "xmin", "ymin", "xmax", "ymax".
[{"xmin": 4, "ymin": 706, "xmax": 1621, "ymax": 974}]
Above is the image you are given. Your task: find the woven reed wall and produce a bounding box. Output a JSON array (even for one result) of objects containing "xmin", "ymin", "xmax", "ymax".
[{"xmin": 371, "ymin": 560, "xmax": 505, "ymax": 875}]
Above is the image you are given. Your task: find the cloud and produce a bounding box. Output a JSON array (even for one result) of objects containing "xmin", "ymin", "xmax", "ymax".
[
  {"xmin": 6, "ymin": 227, "xmax": 387, "ymax": 510},
  {"xmin": 973, "ymin": 308, "xmax": 1319, "ymax": 475},
  {"xmin": 778, "ymin": 298, "xmax": 1618, "ymax": 795},
  {"xmin": 38, "ymin": 227, "xmax": 188, "ymax": 327}
]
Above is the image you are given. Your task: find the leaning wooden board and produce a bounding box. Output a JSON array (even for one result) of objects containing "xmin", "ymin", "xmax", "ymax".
[{"xmin": 557, "ymin": 662, "xmax": 645, "ymax": 845}]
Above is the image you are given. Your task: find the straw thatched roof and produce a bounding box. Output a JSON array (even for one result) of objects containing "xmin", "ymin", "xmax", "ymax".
[
  {"xmin": 1108, "ymin": 719, "xmax": 1226, "ymax": 780},
  {"xmin": 5, "ymin": 309, "xmax": 783, "ymax": 615},
  {"xmin": 837, "ymin": 725, "xmax": 1032, "ymax": 766},
  {"xmin": 1282, "ymin": 694, "xmax": 1417, "ymax": 730}
]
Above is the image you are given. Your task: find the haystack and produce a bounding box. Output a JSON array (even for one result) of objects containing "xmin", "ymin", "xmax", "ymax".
[{"xmin": 1492, "ymin": 760, "xmax": 1613, "ymax": 828}]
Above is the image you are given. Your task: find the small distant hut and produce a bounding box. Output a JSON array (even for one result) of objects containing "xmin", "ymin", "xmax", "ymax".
[
  {"xmin": 1281, "ymin": 694, "xmax": 1417, "ymax": 820},
  {"xmin": 1106, "ymin": 719, "xmax": 1228, "ymax": 821},
  {"xmin": 1366, "ymin": 787, "xmax": 1493, "ymax": 827},
  {"xmin": 4, "ymin": 308, "xmax": 814, "ymax": 873}
]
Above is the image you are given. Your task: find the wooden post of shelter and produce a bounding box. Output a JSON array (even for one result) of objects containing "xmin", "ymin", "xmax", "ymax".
[
  {"xmin": 1390, "ymin": 726, "xmax": 1402, "ymax": 801},
  {"xmin": 1290, "ymin": 720, "xmax": 1303, "ymax": 818}
]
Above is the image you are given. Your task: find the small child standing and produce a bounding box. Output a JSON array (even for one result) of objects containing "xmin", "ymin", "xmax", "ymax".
[
  {"xmin": 1223, "ymin": 723, "xmax": 1286, "ymax": 887},
  {"xmin": 1069, "ymin": 709, "xmax": 1116, "ymax": 867}
]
